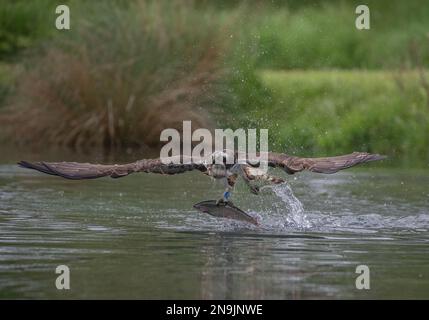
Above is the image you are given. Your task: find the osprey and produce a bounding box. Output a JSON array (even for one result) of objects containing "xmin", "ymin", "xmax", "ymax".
[{"xmin": 18, "ymin": 151, "xmax": 385, "ymax": 205}]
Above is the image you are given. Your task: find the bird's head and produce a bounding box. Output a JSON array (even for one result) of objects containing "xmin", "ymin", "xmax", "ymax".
[
  {"xmin": 210, "ymin": 150, "xmax": 234, "ymax": 165},
  {"xmin": 208, "ymin": 163, "xmax": 227, "ymax": 178},
  {"xmin": 202, "ymin": 150, "xmax": 235, "ymax": 178}
]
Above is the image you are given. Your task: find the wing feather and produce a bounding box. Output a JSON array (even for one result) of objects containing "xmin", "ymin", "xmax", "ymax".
[
  {"xmin": 18, "ymin": 158, "xmax": 206, "ymax": 180},
  {"xmin": 267, "ymin": 152, "xmax": 386, "ymax": 174},
  {"xmin": 19, "ymin": 151, "xmax": 386, "ymax": 180}
]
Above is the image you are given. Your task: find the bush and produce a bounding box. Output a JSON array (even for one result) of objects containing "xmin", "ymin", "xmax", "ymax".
[
  {"xmin": 0, "ymin": 0, "xmax": 55, "ymax": 59},
  {"xmin": 258, "ymin": 70, "xmax": 429, "ymax": 165},
  {"xmin": 252, "ymin": 1, "xmax": 429, "ymax": 69},
  {"xmin": 1, "ymin": 1, "xmax": 265, "ymax": 151}
]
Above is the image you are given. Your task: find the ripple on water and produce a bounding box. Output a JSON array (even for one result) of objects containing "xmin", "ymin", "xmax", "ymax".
[
  {"xmin": 1, "ymin": 164, "xmax": 429, "ymax": 298},
  {"xmin": 154, "ymin": 183, "xmax": 429, "ymax": 241}
]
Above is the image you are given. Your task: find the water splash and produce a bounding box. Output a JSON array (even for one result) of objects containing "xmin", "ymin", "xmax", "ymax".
[{"xmin": 270, "ymin": 183, "xmax": 311, "ymax": 230}]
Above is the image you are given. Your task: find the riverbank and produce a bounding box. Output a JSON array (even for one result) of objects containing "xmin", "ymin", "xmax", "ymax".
[
  {"xmin": 0, "ymin": 1, "xmax": 428, "ymax": 167},
  {"xmin": 255, "ymin": 70, "xmax": 429, "ymax": 167}
]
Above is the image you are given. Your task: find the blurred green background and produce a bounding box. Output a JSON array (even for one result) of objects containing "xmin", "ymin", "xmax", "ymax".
[{"xmin": 0, "ymin": 0, "xmax": 428, "ymax": 166}]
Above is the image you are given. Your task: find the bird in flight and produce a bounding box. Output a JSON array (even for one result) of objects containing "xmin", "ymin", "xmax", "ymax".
[{"xmin": 18, "ymin": 151, "xmax": 385, "ymax": 225}]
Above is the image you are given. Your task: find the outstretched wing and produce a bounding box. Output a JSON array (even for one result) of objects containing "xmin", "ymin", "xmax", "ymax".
[
  {"xmin": 18, "ymin": 157, "xmax": 207, "ymax": 180},
  {"xmin": 266, "ymin": 152, "xmax": 386, "ymax": 174},
  {"xmin": 19, "ymin": 151, "xmax": 386, "ymax": 179}
]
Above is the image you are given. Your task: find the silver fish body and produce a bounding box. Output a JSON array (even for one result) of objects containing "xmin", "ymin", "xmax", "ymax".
[{"xmin": 193, "ymin": 200, "xmax": 258, "ymax": 226}]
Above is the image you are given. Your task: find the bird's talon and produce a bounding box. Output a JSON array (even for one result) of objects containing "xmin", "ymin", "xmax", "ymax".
[{"xmin": 216, "ymin": 199, "xmax": 225, "ymax": 206}]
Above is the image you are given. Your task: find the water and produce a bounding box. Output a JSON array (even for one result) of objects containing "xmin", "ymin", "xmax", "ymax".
[{"xmin": 0, "ymin": 152, "xmax": 428, "ymax": 299}]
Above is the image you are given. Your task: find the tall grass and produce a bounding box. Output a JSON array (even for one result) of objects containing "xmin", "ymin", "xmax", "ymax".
[
  {"xmin": 0, "ymin": 0, "xmax": 56, "ymax": 59},
  {"xmin": 1, "ymin": 1, "xmax": 254, "ymax": 151},
  {"xmin": 0, "ymin": 63, "xmax": 17, "ymax": 106},
  {"xmin": 0, "ymin": 0, "xmax": 428, "ymax": 166},
  {"xmin": 2, "ymin": 0, "xmax": 429, "ymax": 69},
  {"xmin": 252, "ymin": 0, "xmax": 429, "ymax": 69},
  {"xmin": 257, "ymin": 70, "xmax": 429, "ymax": 166}
]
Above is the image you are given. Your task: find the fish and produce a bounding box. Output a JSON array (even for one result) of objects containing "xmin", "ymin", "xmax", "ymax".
[{"xmin": 193, "ymin": 200, "xmax": 259, "ymax": 226}]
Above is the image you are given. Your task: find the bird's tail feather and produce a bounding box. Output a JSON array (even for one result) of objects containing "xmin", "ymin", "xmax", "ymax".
[
  {"xmin": 18, "ymin": 161, "xmax": 60, "ymax": 177},
  {"xmin": 17, "ymin": 160, "xmax": 121, "ymax": 180}
]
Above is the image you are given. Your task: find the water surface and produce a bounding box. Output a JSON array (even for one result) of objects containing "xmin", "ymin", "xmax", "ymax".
[{"xmin": 0, "ymin": 153, "xmax": 428, "ymax": 299}]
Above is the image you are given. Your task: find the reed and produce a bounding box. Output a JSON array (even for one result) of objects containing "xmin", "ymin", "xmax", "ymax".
[{"xmin": 1, "ymin": 1, "xmax": 241, "ymax": 151}]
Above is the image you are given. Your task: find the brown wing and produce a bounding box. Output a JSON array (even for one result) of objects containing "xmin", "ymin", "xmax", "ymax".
[
  {"xmin": 266, "ymin": 152, "xmax": 386, "ymax": 174},
  {"xmin": 18, "ymin": 157, "xmax": 206, "ymax": 180}
]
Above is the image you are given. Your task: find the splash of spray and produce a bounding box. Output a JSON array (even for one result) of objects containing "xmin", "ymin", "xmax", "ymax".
[{"xmin": 270, "ymin": 183, "xmax": 311, "ymax": 229}]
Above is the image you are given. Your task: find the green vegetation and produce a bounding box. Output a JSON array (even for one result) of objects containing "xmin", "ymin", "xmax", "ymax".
[
  {"xmin": 257, "ymin": 70, "xmax": 429, "ymax": 166},
  {"xmin": 252, "ymin": 0, "xmax": 429, "ymax": 69},
  {"xmin": 0, "ymin": 0, "xmax": 428, "ymax": 166},
  {"xmin": 0, "ymin": 1, "xmax": 245, "ymax": 149},
  {"xmin": 0, "ymin": 0, "xmax": 56, "ymax": 59},
  {"xmin": 0, "ymin": 63, "xmax": 16, "ymax": 105}
]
